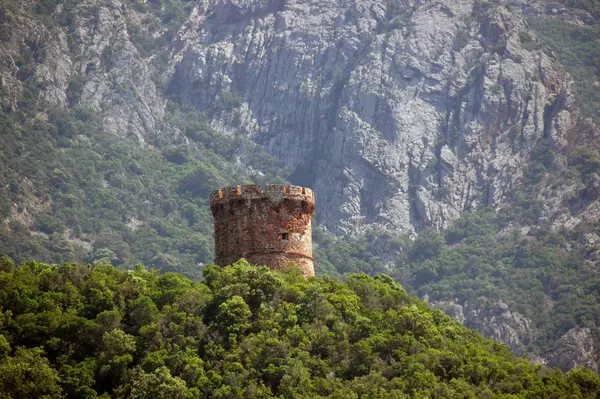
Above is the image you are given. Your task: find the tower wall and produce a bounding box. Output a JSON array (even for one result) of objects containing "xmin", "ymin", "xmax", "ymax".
[{"xmin": 210, "ymin": 184, "xmax": 315, "ymax": 277}]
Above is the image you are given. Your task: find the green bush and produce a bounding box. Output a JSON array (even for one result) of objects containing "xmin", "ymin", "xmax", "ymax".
[
  {"xmin": 178, "ymin": 164, "xmax": 228, "ymax": 197},
  {"xmin": 568, "ymin": 147, "xmax": 600, "ymax": 177}
]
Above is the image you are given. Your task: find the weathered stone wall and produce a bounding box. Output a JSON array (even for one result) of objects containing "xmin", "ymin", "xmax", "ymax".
[{"xmin": 210, "ymin": 184, "xmax": 315, "ymax": 277}]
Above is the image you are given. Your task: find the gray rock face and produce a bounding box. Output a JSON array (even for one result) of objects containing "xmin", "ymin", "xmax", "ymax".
[
  {"xmin": 427, "ymin": 299, "xmax": 467, "ymax": 325},
  {"xmin": 0, "ymin": 0, "xmax": 163, "ymax": 141},
  {"xmin": 167, "ymin": 0, "xmax": 581, "ymax": 235},
  {"xmin": 0, "ymin": 0, "xmax": 48, "ymax": 111},
  {"xmin": 66, "ymin": 0, "xmax": 164, "ymax": 142},
  {"xmin": 0, "ymin": 0, "xmax": 586, "ymax": 236},
  {"xmin": 546, "ymin": 327, "xmax": 599, "ymax": 372},
  {"xmin": 464, "ymin": 299, "xmax": 534, "ymax": 353},
  {"xmin": 430, "ymin": 298, "xmax": 600, "ymax": 373},
  {"xmin": 429, "ymin": 298, "xmax": 534, "ymax": 353}
]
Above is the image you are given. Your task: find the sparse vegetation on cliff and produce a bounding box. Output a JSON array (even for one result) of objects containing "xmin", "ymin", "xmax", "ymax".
[{"xmin": 531, "ymin": 17, "xmax": 600, "ymax": 121}]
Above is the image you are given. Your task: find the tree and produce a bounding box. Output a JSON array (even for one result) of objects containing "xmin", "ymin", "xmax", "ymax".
[
  {"xmin": 0, "ymin": 335, "xmax": 9, "ymax": 360},
  {"xmin": 567, "ymin": 367, "xmax": 600, "ymax": 396},
  {"xmin": 0, "ymin": 256, "xmax": 14, "ymax": 273},
  {"xmin": 115, "ymin": 366, "xmax": 192, "ymax": 399},
  {"xmin": 128, "ymin": 296, "xmax": 158, "ymax": 332},
  {"xmin": 410, "ymin": 229, "xmax": 445, "ymax": 261},
  {"xmin": 0, "ymin": 347, "xmax": 62, "ymax": 398},
  {"xmin": 97, "ymin": 329, "xmax": 137, "ymax": 389},
  {"xmin": 216, "ymin": 295, "xmax": 252, "ymax": 340}
]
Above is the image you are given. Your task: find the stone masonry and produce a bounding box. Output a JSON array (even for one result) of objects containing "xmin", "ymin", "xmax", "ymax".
[{"xmin": 210, "ymin": 184, "xmax": 315, "ymax": 277}]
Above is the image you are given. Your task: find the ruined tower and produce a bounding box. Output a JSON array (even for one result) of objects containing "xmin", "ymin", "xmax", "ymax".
[{"xmin": 210, "ymin": 184, "xmax": 315, "ymax": 277}]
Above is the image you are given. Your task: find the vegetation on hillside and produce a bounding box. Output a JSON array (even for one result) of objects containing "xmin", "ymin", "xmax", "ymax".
[
  {"xmin": 311, "ymin": 205, "xmax": 600, "ymax": 358},
  {"xmin": 556, "ymin": 0, "xmax": 600, "ymax": 19},
  {"xmin": 0, "ymin": 104, "xmax": 287, "ymax": 280},
  {"xmin": 404, "ymin": 210, "xmax": 600, "ymax": 353},
  {"xmin": 530, "ymin": 17, "xmax": 600, "ymax": 121},
  {"xmin": 312, "ymin": 145, "xmax": 600, "ymax": 359},
  {"xmin": 0, "ymin": 0, "xmax": 289, "ymax": 280},
  {"xmin": 1, "ymin": 258, "xmax": 599, "ymax": 398}
]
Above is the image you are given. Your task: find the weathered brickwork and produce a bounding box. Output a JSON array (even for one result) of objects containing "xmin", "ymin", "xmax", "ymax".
[{"xmin": 210, "ymin": 184, "xmax": 315, "ymax": 277}]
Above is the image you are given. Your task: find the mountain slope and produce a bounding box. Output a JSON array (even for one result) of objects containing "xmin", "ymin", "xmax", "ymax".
[
  {"xmin": 2, "ymin": 0, "xmax": 595, "ymax": 235},
  {"xmin": 166, "ymin": 0, "xmax": 593, "ymax": 235}
]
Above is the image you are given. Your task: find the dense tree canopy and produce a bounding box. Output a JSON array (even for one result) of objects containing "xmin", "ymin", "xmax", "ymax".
[{"xmin": 0, "ymin": 258, "xmax": 598, "ymax": 398}]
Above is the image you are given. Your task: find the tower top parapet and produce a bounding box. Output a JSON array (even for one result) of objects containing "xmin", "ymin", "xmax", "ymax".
[{"xmin": 210, "ymin": 184, "xmax": 314, "ymax": 208}]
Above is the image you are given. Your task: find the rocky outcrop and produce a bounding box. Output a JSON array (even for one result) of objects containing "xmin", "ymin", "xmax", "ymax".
[
  {"xmin": 546, "ymin": 327, "xmax": 599, "ymax": 372},
  {"xmin": 463, "ymin": 299, "xmax": 535, "ymax": 353},
  {"xmin": 428, "ymin": 298, "xmax": 534, "ymax": 353},
  {"xmin": 66, "ymin": 0, "xmax": 164, "ymax": 142},
  {"xmin": 426, "ymin": 298, "xmax": 467, "ymax": 325},
  {"xmin": 430, "ymin": 298, "xmax": 600, "ymax": 373},
  {"xmin": 0, "ymin": 0, "xmax": 164, "ymax": 141},
  {"xmin": 168, "ymin": 0, "xmax": 583, "ymax": 235}
]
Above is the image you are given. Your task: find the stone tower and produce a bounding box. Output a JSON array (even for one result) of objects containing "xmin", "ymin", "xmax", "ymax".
[{"xmin": 210, "ymin": 184, "xmax": 315, "ymax": 277}]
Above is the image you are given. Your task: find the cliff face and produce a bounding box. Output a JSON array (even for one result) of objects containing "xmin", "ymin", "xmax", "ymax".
[
  {"xmin": 428, "ymin": 298, "xmax": 534, "ymax": 353},
  {"xmin": 0, "ymin": 0, "xmax": 163, "ymax": 141},
  {"xmin": 0, "ymin": 0, "xmax": 587, "ymax": 235},
  {"xmin": 546, "ymin": 327, "xmax": 600, "ymax": 372},
  {"xmin": 167, "ymin": 0, "xmax": 583, "ymax": 235}
]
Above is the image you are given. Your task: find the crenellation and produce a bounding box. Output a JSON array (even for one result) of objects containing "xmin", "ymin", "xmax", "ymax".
[
  {"xmin": 210, "ymin": 184, "xmax": 314, "ymax": 207},
  {"xmin": 210, "ymin": 184, "xmax": 315, "ymax": 277}
]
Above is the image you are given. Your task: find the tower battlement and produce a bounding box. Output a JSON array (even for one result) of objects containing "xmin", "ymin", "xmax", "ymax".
[
  {"xmin": 210, "ymin": 184, "xmax": 314, "ymax": 207},
  {"xmin": 210, "ymin": 184, "xmax": 315, "ymax": 277}
]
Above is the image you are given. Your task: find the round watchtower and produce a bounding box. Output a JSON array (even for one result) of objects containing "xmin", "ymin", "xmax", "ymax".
[{"xmin": 210, "ymin": 184, "xmax": 315, "ymax": 277}]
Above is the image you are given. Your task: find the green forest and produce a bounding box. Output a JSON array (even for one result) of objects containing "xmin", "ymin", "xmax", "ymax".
[
  {"xmin": 0, "ymin": 0, "xmax": 287, "ymax": 278},
  {"xmin": 0, "ymin": 104, "xmax": 287, "ymax": 279},
  {"xmin": 1, "ymin": 258, "xmax": 599, "ymax": 398},
  {"xmin": 313, "ymin": 202, "xmax": 600, "ymax": 358}
]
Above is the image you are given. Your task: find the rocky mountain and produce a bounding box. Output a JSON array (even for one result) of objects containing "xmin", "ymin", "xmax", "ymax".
[
  {"xmin": 0, "ymin": 0, "xmax": 164, "ymax": 140},
  {"xmin": 3, "ymin": 0, "xmax": 596, "ymax": 235},
  {"xmin": 168, "ymin": 0, "xmax": 593, "ymax": 236},
  {"xmin": 1, "ymin": 0, "xmax": 599, "ymax": 374}
]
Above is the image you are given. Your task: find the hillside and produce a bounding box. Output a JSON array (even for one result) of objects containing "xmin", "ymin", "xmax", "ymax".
[
  {"xmin": 1, "ymin": 0, "xmax": 600, "ymax": 376},
  {"xmin": 2, "ymin": 0, "xmax": 598, "ymax": 235},
  {"xmin": 1, "ymin": 258, "xmax": 600, "ymax": 398}
]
